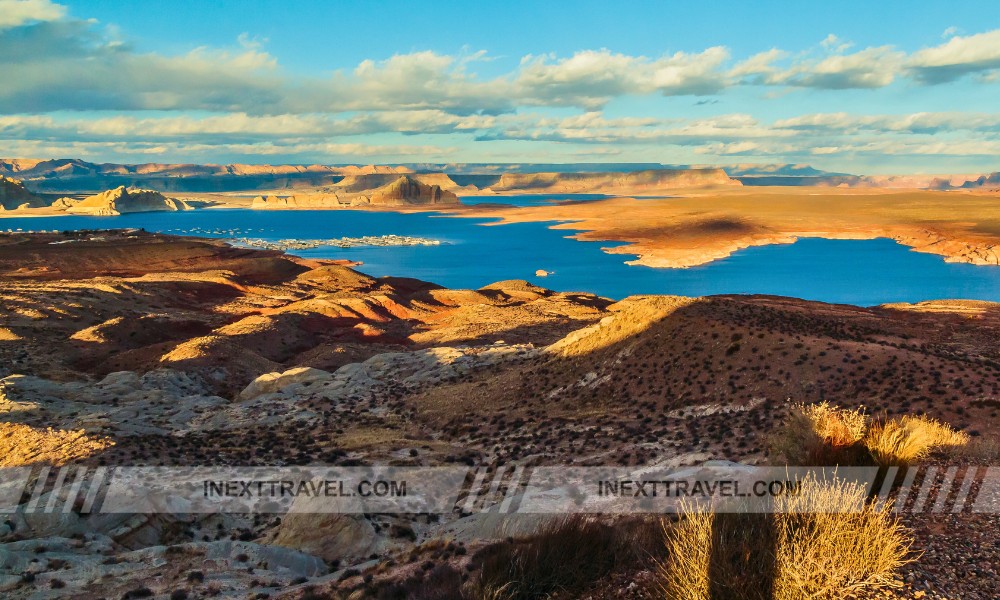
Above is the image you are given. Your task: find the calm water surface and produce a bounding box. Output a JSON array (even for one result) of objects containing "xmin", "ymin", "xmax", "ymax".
[{"xmin": 3, "ymin": 207, "xmax": 999, "ymax": 306}]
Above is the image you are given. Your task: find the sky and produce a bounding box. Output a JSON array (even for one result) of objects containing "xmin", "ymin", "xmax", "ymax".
[{"xmin": 3, "ymin": 0, "xmax": 1000, "ymax": 173}]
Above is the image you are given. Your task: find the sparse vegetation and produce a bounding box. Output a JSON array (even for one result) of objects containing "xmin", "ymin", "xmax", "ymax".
[
  {"xmin": 769, "ymin": 402, "xmax": 868, "ymax": 465},
  {"xmin": 771, "ymin": 403, "xmax": 969, "ymax": 466},
  {"xmin": 866, "ymin": 415, "xmax": 969, "ymax": 466},
  {"xmin": 468, "ymin": 516, "xmax": 660, "ymax": 600},
  {"xmin": 658, "ymin": 475, "xmax": 914, "ymax": 600}
]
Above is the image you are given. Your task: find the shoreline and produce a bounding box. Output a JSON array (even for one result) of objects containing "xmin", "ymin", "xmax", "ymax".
[{"xmin": 4, "ymin": 187, "xmax": 999, "ymax": 270}]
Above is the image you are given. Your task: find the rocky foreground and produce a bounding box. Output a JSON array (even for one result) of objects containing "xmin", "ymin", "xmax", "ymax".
[{"xmin": 1, "ymin": 231, "xmax": 999, "ymax": 598}]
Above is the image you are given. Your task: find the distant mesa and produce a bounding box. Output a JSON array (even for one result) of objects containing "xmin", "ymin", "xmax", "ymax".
[
  {"xmin": 959, "ymin": 171, "xmax": 1000, "ymax": 190},
  {"xmin": 5, "ymin": 158, "xmax": 1000, "ymax": 194},
  {"xmin": 251, "ymin": 175, "xmax": 460, "ymax": 210},
  {"xmin": 0, "ymin": 158, "xmax": 416, "ymax": 193},
  {"xmin": 735, "ymin": 167, "xmax": 1000, "ymax": 189},
  {"xmin": 481, "ymin": 168, "xmax": 742, "ymax": 195},
  {"xmin": 370, "ymin": 175, "xmax": 459, "ymax": 206},
  {"xmin": 722, "ymin": 163, "xmax": 838, "ymax": 177},
  {"xmin": 0, "ymin": 175, "xmax": 46, "ymax": 210},
  {"xmin": 62, "ymin": 186, "xmax": 192, "ymax": 216}
]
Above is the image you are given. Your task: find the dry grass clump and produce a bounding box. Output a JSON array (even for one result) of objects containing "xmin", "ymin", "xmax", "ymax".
[
  {"xmin": 769, "ymin": 402, "xmax": 868, "ymax": 465},
  {"xmin": 469, "ymin": 516, "xmax": 660, "ymax": 600},
  {"xmin": 773, "ymin": 478, "xmax": 914, "ymax": 598},
  {"xmin": 865, "ymin": 415, "xmax": 970, "ymax": 466},
  {"xmin": 771, "ymin": 403, "xmax": 968, "ymax": 466},
  {"xmin": 657, "ymin": 476, "xmax": 914, "ymax": 600}
]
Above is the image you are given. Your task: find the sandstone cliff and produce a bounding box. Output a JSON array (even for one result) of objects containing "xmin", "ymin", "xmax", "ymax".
[
  {"xmin": 326, "ymin": 172, "xmax": 466, "ymax": 194},
  {"xmin": 484, "ymin": 168, "xmax": 741, "ymax": 195},
  {"xmin": 0, "ymin": 175, "xmax": 46, "ymax": 210},
  {"xmin": 368, "ymin": 175, "xmax": 459, "ymax": 206},
  {"xmin": 252, "ymin": 175, "xmax": 459, "ymax": 209},
  {"xmin": 63, "ymin": 186, "xmax": 191, "ymax": 216}
]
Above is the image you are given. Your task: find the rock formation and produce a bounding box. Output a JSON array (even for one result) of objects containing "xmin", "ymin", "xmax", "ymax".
[
  {"xmin": 368, "ymin": 175, "xmax": 458, "ymax": 206},
  {"xmin": 483, "ymin": 168, "xmax": 741, "ymax": 195},
  {"xmin": 63, "ymin": 186, "xmax": 191, "ymax": 216},
  {"xmin": 0, "ymin": 158, "xmax": 418, "ymax": 193},
  {"xmin": 960, "ymin": 171, "xmax": 1000, "ymax": 190},
  {"xmin": 251, "ymin": 175, "xmax": 459, "ymax": 209},
  {"xmin": 0, "ymin": 176, "xmax": 45, "ymax": 210}
]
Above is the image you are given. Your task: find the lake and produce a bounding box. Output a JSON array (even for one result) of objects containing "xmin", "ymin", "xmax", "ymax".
[{"xmin": 2, "ymin": 208, "xmax": 999, "ymax": 306}]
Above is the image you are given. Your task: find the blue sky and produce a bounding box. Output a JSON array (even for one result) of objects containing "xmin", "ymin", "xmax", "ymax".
[{"xmin": 3, "ymin": 0, "xmax": 1000, "ymax": 173}]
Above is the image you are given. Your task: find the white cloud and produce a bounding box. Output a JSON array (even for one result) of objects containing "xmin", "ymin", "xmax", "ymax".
[
  {"xmin": 750, "ymin": 46, "xmax": 905, "ymax": 89},
  {"xmin": 0, "ymin": 137, "xmax": 454, "ymax": 162},
  {"xmin": 774, "ymin": 111, "xmax": 1000, "ymax": 134},
  {"xmin": 820, "ymin": 34, "xmax": 853, "ymax": 53},
  {"xmin": 0, "ymin": 0, "xmax": 64, "ymax": 29},
  {"xmin": 3, "ymin": 3, "xmax": 1000, "ymax": 168},
  {"xmin": 730, "ymin": 48, "xmax": 786, "ymax": 81},
  {"xmin": 6, "ymin": 108, "xmax": 1000, "ymax": 165},
  {"xmin": 513, "ymin": 47, "xmax": 730, "ymax": 107},
  {"xmin": 908, "ymin": 29, "xmax": 1000, "ymax": 83},
  {"xmin": 5, "ymin": 4, "xmax": 1000, "ymax": 117}
]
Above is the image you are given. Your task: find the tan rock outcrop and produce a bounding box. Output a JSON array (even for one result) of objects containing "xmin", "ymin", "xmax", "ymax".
[
  {"xmin": 485, "ymin": 168, "xmax": 741, "ymax": 195},
  {"xmin": 252, "ymin": 175, "xmax": 459, "ymax": 209},
  {"xmin": 64, "ymin": 186, "xmax": 191, "ymax": 216},
  {"xmin": 368, "ymin": 175, "xmax": 458, "ymax": 206}
]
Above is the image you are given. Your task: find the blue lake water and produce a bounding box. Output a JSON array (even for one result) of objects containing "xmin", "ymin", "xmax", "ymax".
[{"xmin": 2, "ymin": 208, "xmax": 999, "ymax": 306}]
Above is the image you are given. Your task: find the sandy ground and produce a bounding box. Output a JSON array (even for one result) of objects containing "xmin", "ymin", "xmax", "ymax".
[{"xmin": 449, "ymin": 186, "xmax": 1000, "ymax": 268}]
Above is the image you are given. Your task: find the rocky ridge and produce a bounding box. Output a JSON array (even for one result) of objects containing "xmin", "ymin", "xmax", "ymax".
[
  {"xmin": 251, "ymin": 175, "xmax": 459, "ymax": 209},
  {"xmin": 0, "ymin": 176, "xmax": 45, "ymax": 210},
  {"xmin": 62, "ymin": 187, "xmax": 191, "ymax": 216}
]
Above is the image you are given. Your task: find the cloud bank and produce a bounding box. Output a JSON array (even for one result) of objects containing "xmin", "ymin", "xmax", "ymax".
[{"xmin": 3, "ymin": 0, "xmax": 1000, "ymax": 168}]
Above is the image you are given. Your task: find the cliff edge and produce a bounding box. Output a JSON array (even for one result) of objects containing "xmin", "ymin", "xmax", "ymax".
[
  {"xmin": 63, "ymin": 186, "xmax": 191, "ymax": 216},
  {"xmin": 0, "ymin": 175, "xmax": 46, "ymax": 210},
  {"xmin": 485, "ymin": 168, "xmax": 741, "ymax": 195},
  {"xmin": 252, "ymin": 175, "xmax": 459, "ymax": 209}
]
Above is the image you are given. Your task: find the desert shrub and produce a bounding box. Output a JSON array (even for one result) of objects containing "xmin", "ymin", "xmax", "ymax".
[
  {"xmin": 372, "ymin": 564, "xmax": 464, "ymax": 600},
  {"xmin": 300, "ymin": 586, "xmax": 333, "ymax": 600},
  {"xmin": 657, "ymin": 476, "xmax": 913, "ymax": 600},
  {"xmin": 951, "ymin": 434, "xmax": 1000, "ymax": 462},
  {"xmin": 769, "ymin": 403, "xmax": 869, "ymax": 465},
  {"xmin": 864, "ymin": 415, "xmax": 969, "ymax": 467},
  {"xmin": 772, "ymin": 404, "xmax": 969, "ymax": 467},
  {"xmin": 657, "ymin": 505, "xmax": 777, "ymax": 600},
  {"xmin": 773, "ymin": 476, "xmax": 913, "ymax": 598},
  {"xmin": 470, "ymin": 515, "xmax": 659, "ymax": 600}
]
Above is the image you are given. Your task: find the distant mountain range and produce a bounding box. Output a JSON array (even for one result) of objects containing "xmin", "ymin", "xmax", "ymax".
[{"xmin": 1, "ymin": 158, "xmax": 997, "ymax": 193}]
